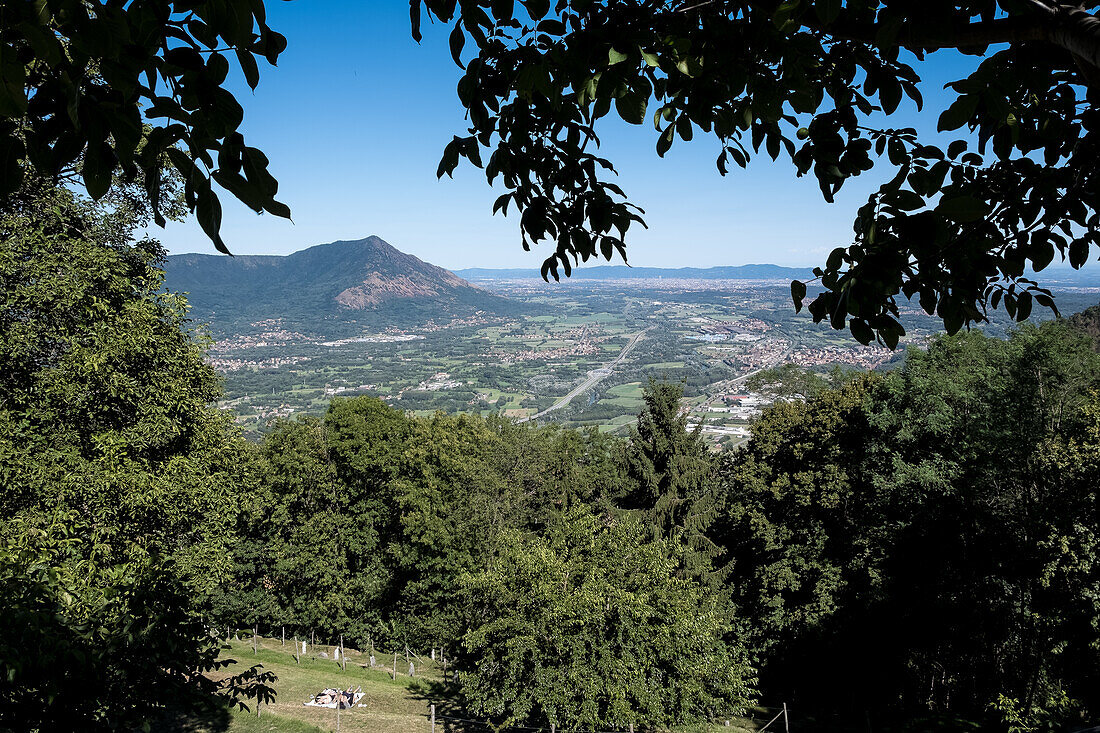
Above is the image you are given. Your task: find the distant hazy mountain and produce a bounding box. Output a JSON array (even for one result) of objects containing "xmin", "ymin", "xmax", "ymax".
[
  {"xmin": 454, "ymin": 264, "xmax": 816, "ymax": 280},
  {"xmin": 164, "ymin": 236, "xmax": 515, "ymax": 329}
]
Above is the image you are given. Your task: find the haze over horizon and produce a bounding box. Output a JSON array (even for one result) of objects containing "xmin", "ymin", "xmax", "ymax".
[{"xmin": 148, "ymin": 2, "xmax": 978, "ymax": 272}]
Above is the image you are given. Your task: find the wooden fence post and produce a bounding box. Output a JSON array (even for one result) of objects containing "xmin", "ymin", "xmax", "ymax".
[
  {"xmin": 294, "ymin": 636, "xmax": 299, "ymax": 664},
  {"xmin": 311, "ymin": 629, "xmax": 315, "ymax": 657},
  {"xmin": 340, "ymin": 634, "xmax": 346, "ymax": 672},
  {"xmin": 392, "ymin": 652, "xmax": 397, "ymax": 680},
  {"xmin": 282, "ymin": 626, "xmax": 285, "ymax": 647},
  {"xmin": 253, "ymin": 625, "xmax": 258, "ymax": 655},
  {"xmin": 431, "ymin": 703, "xmax": 436, "ymax": 733}
]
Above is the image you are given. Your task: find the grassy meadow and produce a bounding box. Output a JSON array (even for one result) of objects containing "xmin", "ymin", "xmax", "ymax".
[{"xmin": 169, "ymin": 637, "xmax": 758, "ymax": 733}]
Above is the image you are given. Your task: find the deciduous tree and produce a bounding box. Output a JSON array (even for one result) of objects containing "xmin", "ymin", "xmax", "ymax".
[
  {"xmin": 457, "ymin": 506, "xmax": 754, "ymax": 730},
  {"xmin": 0, "ymin": 0, "xmax": 290, "ymax": 250},
  {"xmin": 416, "ymin": 0, "xmax": 1100, "ymax": 345}
]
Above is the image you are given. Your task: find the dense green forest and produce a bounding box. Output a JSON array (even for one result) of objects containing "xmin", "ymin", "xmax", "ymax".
[{"xmin": 3, "ymin": 177, "xmax": 1100, "ymax": 732}]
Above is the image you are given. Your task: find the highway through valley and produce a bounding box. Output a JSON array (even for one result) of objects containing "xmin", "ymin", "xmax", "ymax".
[{"xmin": 520, "ymin": 327, "xmax": 652, "ymax": 423}]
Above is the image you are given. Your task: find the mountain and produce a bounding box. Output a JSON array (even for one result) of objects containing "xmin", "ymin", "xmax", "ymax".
[
  {"xmin": 454, "ymin": 264, "xmax": 815, "ymax": 280},
  {"xmin": 1069, "ymin": 302, "xmax": 1100, "ymax": 351},
  {"xmin": 164, "ymin": 236, "xmax": 515, "ymax": 331}
]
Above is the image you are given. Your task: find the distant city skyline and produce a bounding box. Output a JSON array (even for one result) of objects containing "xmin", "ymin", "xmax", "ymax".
[{"xmin": 151, "ymin": 2, "xmax": 983, "ymax": 271}]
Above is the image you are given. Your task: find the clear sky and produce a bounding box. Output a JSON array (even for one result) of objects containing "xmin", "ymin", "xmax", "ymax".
[{"xmin": 155, "ymin": 2, "xmax": 982, "ymax": 270}]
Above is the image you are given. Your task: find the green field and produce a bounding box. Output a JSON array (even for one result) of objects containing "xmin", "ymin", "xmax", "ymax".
[
  {"xmin": 173, "ymin": 638, "xmax": 444, "ymax": 733},
  {"xmin": 210, "ymin": 279, "xmax": 953, "ymax": 440},
  {"xmin": 170, "ymin": 638, "xmax": 759, "ymax": 733}
]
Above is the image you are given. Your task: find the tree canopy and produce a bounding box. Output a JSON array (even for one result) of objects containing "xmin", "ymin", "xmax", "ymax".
[
  {"xmin": 457, "ymin": 505, "xmax": 754, "ymax": 730},
  {"xmin": 0, "ymin": 178, "xmax": 274, "ymax": 728},
  {"xmin": 0, "ymin": 0, "xmax": 290, "ymax": 252},
  {"xmin": 415, "ymin": 0, "xmax": 1100, "ymax": 346},
  {"xmin": 718, "ymin": 322, "xmax": 1100, "ymax": 727}
]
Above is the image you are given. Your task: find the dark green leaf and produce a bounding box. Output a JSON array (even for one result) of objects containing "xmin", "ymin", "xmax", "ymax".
[
  {"xmin": 615, "ymin": 93, "xmax": 646, "ymax": 125},
  {"xmin": 236, "ymin": 49, "xmax": 260, "ymax": 90},
  {"xmin": 937, "ymin": 194, "xmax": 989, "ymax": 223},
  {"xmin": 82, "ymin": 141, "xmax": 114, "ymax": 200},
  {"xmin": 938, "ymin": 95, "xmax": 978, "ymax": 132},
  {"xmin": 791, "ymin": 280, "xmax": 807, "ymax": 312},
  {"xmin": 449, "ymin": 25, "xmax": 465, "ymax": 68}
]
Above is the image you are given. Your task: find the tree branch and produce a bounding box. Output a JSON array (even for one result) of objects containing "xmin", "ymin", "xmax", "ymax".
[
  {"xmin": 807, "ymin": 5, "xmax": 1100, "ymax": 84},
  {"xmin": 809, "ymin": 15, "xmax": 1048, "ymax": 49}
]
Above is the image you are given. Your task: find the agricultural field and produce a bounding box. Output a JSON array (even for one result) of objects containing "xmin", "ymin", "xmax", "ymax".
[{"xmin": 207, "ymin": 276, "xmax": 1099, "ymax": 444}]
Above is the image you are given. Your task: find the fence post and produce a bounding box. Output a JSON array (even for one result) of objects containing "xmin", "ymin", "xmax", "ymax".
[
  {"xmin": 431, "ymin": 703, "xmax": 436, "ymax": 733},
  {"xmin": 253, "ymin": 625, "xmax": 258, "ymax": 655},
  {"xmin": 282, "ymin": 626, "xmax": 285, "ymax": 647},
  {"xmin": 783, "ymin": 702, "xmax": 789, "ymax": 732},
  {"xmin": 393, "ymin": 652, "xmax": 397, "ymax": 680},
  {"xmin": 311, "ymin": 629, "xmax": 315, "ymax": 658},
  {"xmin": 294, "ymin": 636, "xmax": 300, "ymax": 664},
  {"xmin": 341, "ymin": 634, "xmax": 346, "ymax": 672}
]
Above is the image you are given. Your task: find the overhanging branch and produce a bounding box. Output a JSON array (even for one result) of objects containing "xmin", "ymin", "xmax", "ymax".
[
  {"xmin": 807, "ymin": 4, "xmax": 1100, "ymax": 80},
  {"xmin": 815, "ymin": 15, "xmax": 1048, "ymax": 49}
]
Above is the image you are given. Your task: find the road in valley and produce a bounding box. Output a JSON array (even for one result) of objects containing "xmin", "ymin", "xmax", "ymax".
[{"xmin": 520, "ymin": 327, "xmax": 652, "ymax": 423}]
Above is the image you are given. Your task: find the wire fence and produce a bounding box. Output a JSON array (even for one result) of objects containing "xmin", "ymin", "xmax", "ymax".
[{"xmin": 224, "ymin": 627, "xmax": 793, "ymax": 733}]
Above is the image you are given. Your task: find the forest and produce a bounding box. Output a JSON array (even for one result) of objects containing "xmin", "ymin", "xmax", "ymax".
[
  {"xmin": 2, "ymin": 176, "xmax": 1100, "ymax": 732},
  {"xmin": 6, "ymin": 0, "xmax": 1100, "ymax": 729}
]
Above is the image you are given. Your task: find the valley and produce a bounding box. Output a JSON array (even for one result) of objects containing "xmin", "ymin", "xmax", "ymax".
[
  {"xmin": 199, "ymin": 268, "xmax": 1100, "ymax": 446},
  {"xmin": 164, "ymin": 237, "xmax": 1100, "ymax": 446}
]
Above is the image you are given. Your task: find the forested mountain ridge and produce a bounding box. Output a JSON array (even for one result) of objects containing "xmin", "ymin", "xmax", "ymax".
[
  {"xmin": 164, "ymin": 236, "xmax": 518, "ymax": 328},
  {"xmin": 1069, "ymin": 302, "xmax": 1100, "ymax": 350}
]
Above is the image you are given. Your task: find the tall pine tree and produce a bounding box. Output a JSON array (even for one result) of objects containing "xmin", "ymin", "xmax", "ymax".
[{"xmin": 622, "ymin": 380, "xmax": 724, "ymax": 583}]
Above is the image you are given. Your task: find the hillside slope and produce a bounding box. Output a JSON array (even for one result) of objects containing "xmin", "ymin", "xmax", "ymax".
[
  {"xmin": 1069, "ymin": 301, "xmax": 1100, "ymax": 350},
  {"xmin": 164, "ymin": 236, "xmax": 515, "ymax": 331}
]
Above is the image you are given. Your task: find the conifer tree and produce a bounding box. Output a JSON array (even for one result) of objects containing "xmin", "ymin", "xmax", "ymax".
[{"xmin": 622, "ymin": 380, "xmax": 724, "ymax": 582}]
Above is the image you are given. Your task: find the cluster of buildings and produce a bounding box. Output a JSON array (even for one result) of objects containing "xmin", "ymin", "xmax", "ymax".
[
  {"xmin": 208, "ymin": 355, "xmax": 312, "ymax": 372},
  {"xmin": 791, "ymin": 345, "xmax": 895, "ymax": 369},
  {"xmin": 213, "ymin": 326, "xmax": 310, "ymax": 351},
  {"xmin": 323, "ymin": 383, "xmax": 379, "ymax": 397},
  {"xmin": 318, "ymin": 333, "xmax": 423, "ymax": 347},
  {"xmin": 418, "ymin": 313, "xmax": 503, "ymax": 332},
  {"xmin": 728, "ymin": 338, "xmax": 792, "ymax": 371},
  {"xmin": 415, "ymin": 372, "xmax": 465, "ymax": 391}
]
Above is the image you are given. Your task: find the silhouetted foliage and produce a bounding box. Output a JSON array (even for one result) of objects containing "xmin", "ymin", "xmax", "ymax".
[{"xmin": 416, "ymin": 0, "xmax": 1100, "ymax": 346}]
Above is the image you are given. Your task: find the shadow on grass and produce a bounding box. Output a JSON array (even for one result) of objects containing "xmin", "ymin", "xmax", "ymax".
[
  {"xmin": 155, "ymin": 698, "xmax": 232, "ymax": 733},
  {"xmin": 406, "ymin": 676, "xmax": 484, "ymax": 732}
]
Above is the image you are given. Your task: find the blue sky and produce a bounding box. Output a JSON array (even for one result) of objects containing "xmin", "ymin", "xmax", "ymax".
[{"xmin": 155, "ymin": 2, "xmax": 983, "ymax": 270}]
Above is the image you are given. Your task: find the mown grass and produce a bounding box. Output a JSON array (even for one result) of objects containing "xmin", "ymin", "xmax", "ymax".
[{"xmin": 169, "ymin": 637, "xmax": 758, "ymax": 733}]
